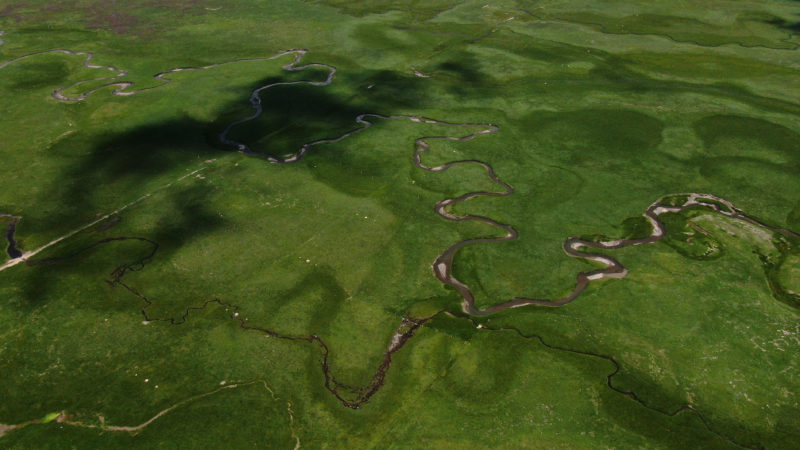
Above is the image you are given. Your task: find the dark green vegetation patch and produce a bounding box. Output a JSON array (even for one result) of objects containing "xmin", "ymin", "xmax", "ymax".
[{"xmin": 1, "ymin": 0, "xmax": 799, "ymax": 448}]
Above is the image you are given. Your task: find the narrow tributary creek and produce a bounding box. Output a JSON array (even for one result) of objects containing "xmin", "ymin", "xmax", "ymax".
[{"xmin": 0, "ymin": 39, "xmax": 794, "ymax": 446}]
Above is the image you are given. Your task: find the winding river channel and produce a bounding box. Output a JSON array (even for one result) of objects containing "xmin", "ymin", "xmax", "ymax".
[
  {"xmin": 214, "ymin": 59, "xmax": 800, "ymax": 316},
  {"xmin": 449, "ymin": 193, "xmax": 800, "ymax": 315},
  {"xmin": 4, "ymin": 31, "xmax": 798, "ymax": 315},
  {"xmin": 0, "ymin": 31, "xmax": 323, "ymax": 102},
  {"xmin": 0, "ymin": 35, "xmax": 795, "ymax": 445}
]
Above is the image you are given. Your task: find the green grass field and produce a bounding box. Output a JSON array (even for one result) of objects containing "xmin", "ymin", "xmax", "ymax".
[{"xmin": 1, "ymin": 0, "xmax": 799, "ymax": 448}]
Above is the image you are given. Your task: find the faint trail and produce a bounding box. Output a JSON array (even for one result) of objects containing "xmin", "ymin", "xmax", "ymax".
[
  {"xmin": 287, "ymin": 400, "xmax": 301, "ymax": 450},
  {"xmin": 9, "ymin": 227, "xmax": 431, "ymax": 410},
  {"xmin": 1, "ymin": 30, "xmax": 790, "ymax": 448},
  {"xmin": 98, "ymin": 236, "xmax": 434, "ymax": 410},
  {"xmin": 0, "ymin": 167, "xmax": 205, "ymax": 273},
  {"xmin": 1, "ymin": 379, "xmax": 279, "ymax": 438},
  {"xmin": 412, "ymin": 68, "xmax": 430, "ymax": 78},
  {"xmin": 0, "ymin": 424, "xmax": 19, "ymax": 439},
  {"xmin": 59, "ymin": 382, "xmax": 254, "ymax": 432}
]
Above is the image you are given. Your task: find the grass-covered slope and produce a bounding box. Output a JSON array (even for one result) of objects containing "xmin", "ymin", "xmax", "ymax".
[{"xmin": 1, "ymin": 0, "xmax": 799, "ymax": 448}]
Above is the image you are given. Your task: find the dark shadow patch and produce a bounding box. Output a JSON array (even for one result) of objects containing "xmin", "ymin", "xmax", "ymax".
[
  {"xmin": 588, "ymin": 57, "xmax": 800, "ymax": 117},
  {"xmin": 89, "ymin": 215, "xmax": 121, "ymax": 233},
  {"xmin": 21, "ymin": 63, "xmax": 435, "ymax": 309},
  {"xmin": 590, "ymin": 359, "xmax": 762, "ymax": 449},
  {"xmin": 7, "ymin": 58, "xmax": 73, "ymax": 90},
  {"xmin": 17, "ymin": 184, "xmax": 223, "ymax": 309},
  {"xmin": 758, "ymin": 234, "xmax": 800, "ymax": 309},
  {"xmin": 693, "ymin": 114, "xmax": 800, "ymax": 164},
  {"xmin": 788, "ymin": 202, "xmax": 800, "ymax": 230},
  {"xmin": 209, "ymin": 70, "xmax": 430, "ymax": 158},
  {"xmin": 765, "ymin": 18, "xmax": 800, "ymax": 33},
  {"xmin": 304, "ymin": 0, "xmax": 463, "ymax": 21},
  {"xmin": 518, "ymin": 108, "xmax": 665, "ymax": 166},
  {"xmin": 436, "ymin": 59, "xmax": 486, "ymax": 84},
  {"xmin": 455, "ymin": 315, "xmax": 767, "ymax": 449}
]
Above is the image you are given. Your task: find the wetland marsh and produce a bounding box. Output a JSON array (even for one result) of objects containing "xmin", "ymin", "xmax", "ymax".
[{"xmin": 1, "ymin": 0, "xmax": 799, "ymax": 448}]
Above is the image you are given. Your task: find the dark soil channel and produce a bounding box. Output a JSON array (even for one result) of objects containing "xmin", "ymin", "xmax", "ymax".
[
  {"xmin": 2, "ymin": 215, "xmax": 22, "ymax": 259},
  {"xmin": 4, "ymin": 42, "xmax": 795, "ymax": 448}
]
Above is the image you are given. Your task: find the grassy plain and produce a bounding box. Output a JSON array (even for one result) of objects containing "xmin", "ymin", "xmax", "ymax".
[{"xmin": 1, "ymin": 0, "xmax": 799, "ymax": 448}]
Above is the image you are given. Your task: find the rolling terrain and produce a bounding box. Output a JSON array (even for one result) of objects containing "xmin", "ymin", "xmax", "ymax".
[{"xmin": 1, "ymin": 0, "xmax": 799, "ymax": 448}]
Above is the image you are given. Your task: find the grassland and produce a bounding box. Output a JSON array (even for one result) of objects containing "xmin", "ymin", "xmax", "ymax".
[{"xmin": 1, "ymin": 0, "xmax": 799, "ymax": 448}]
